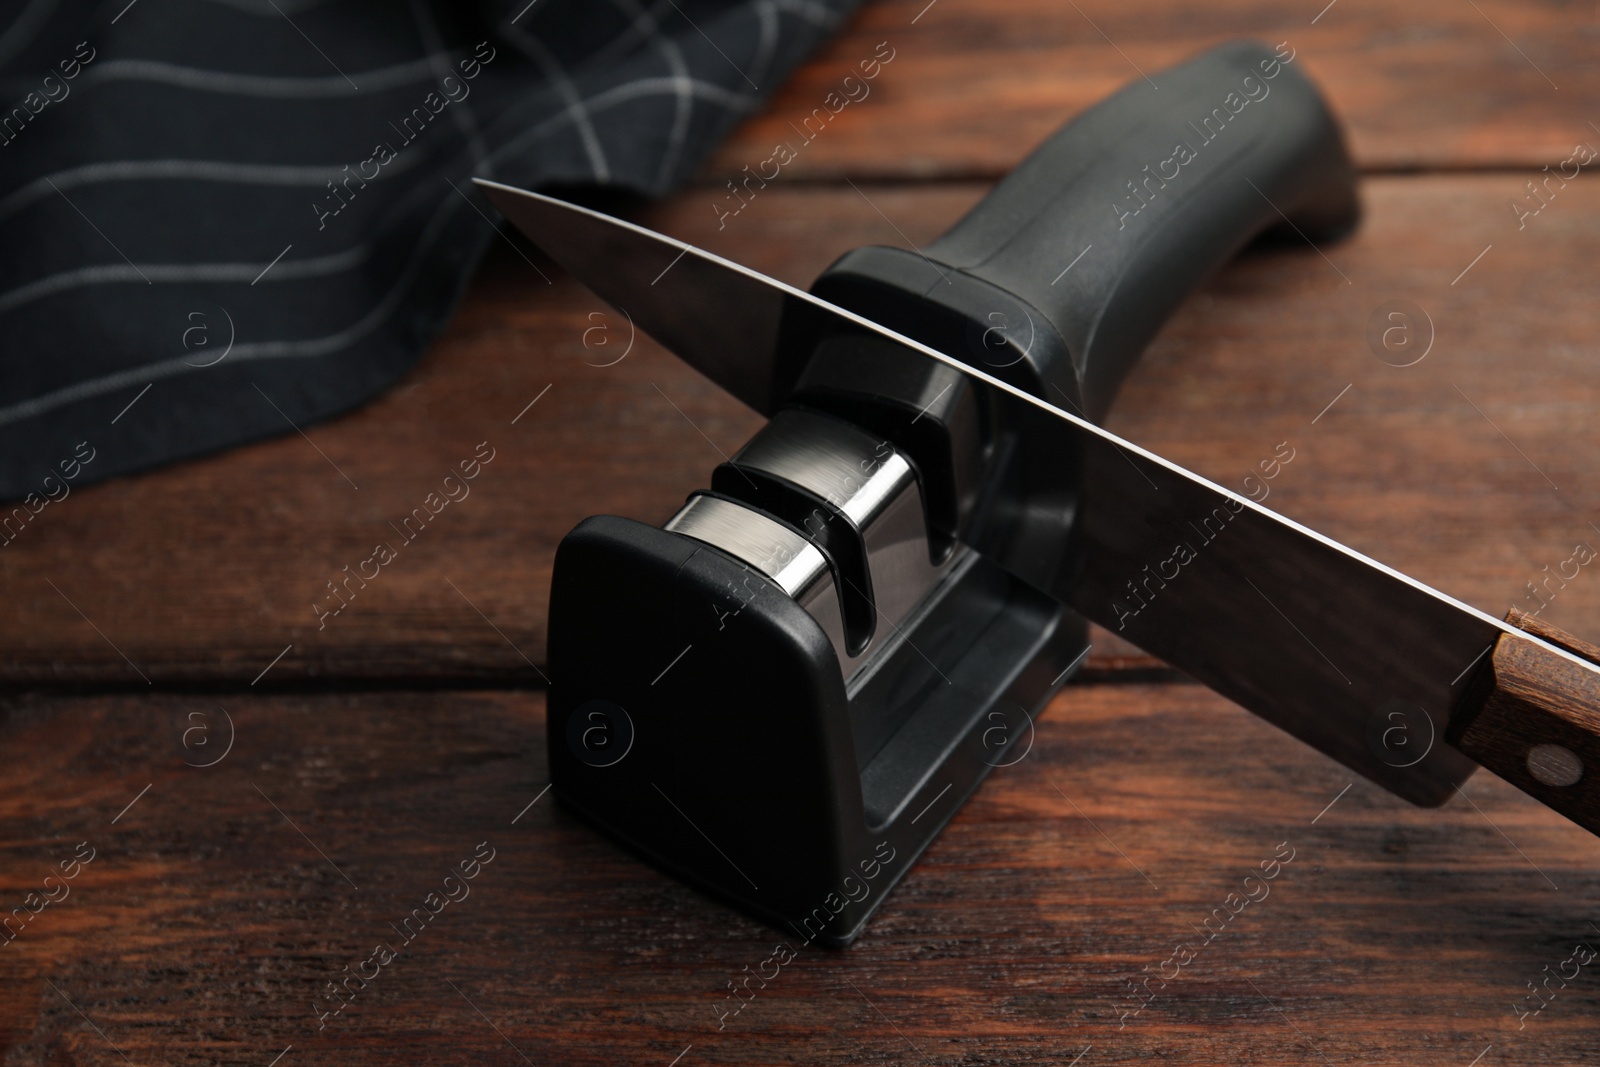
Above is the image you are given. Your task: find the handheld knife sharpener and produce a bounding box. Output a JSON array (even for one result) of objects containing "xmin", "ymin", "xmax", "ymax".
[
  {"xmin": 549, "ymin": 340, "xmax": 1089, "ymax": 948},
  {"xmin": 536, "ymin": 38, "xmax": 1361, "ymax": 946}
]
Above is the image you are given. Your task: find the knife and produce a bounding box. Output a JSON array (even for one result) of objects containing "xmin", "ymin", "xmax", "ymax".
[{"xmin": 477, "ymin": 40, "xmax": 1600, "ymax": 945}]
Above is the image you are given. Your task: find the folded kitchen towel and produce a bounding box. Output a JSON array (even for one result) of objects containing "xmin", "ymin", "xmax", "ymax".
[{"xmin": 0, "ymin": 0, "xmax": 857, "ymax": 500}]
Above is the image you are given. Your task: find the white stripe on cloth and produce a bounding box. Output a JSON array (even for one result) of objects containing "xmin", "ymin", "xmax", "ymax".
[
  {"xmin": 0, "ymin": 243, "xmax": 373, "ymax": 316},
  {"xmin": 0, "ymin": 192, "xmax": 466, "ymax": 429},
  {"xmin": 0, "ymin": 150, "xmax": 433, "ymax": 225},
  {"xmin": 79, "ymin": 55, "xmax": 448, "ymax": 98},
  {"xmin": 500, "ymin": 21, "xmax": 612, "ymax": 183}
]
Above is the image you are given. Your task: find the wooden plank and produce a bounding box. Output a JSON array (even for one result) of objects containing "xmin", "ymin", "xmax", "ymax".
[
  {"xmin": 2, "ymin": 174, "xmax": 1598, "ymax": 683},
  {"xmin": 705, "ymin": 0, "xmax": 1599, "ymax": 181},
  {"xmin": 2, "ymin": 683, "xmax": 1596, "ymax": 1064}
]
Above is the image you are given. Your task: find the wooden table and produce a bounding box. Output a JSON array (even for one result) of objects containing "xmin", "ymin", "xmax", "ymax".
[{"xmin": 5, "ymin": 1, "xmax": 1600, "ymax": 1063}]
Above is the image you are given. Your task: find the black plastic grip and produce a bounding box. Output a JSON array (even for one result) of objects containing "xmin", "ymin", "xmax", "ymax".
[{"xmin": 810, "ymin": 39, "xmax": 1359, "ymax": 422}]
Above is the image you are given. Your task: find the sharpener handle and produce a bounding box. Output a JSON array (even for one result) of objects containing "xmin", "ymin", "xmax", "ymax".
[{"xmin": 811, "ymin": 39, "xmax": 1359, "ymax": 422}]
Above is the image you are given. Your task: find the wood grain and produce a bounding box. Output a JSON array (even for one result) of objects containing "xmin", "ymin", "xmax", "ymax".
[
  {"xmin": 707, "ymin": 0, "xmax": 1600, "ymax": 181},
  {"xmin": 3, "ymin": 175, "xmax": 1599, "ymax": 684},
  {"xmin": 3, "ymin": 3, "xmax": 1598, "ymax": 1062},
  {"xmin": 2, "ymin": 683, "xmax": 1597, "ymax": 1066}
]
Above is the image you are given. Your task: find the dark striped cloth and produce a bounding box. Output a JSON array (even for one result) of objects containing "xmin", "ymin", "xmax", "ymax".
[{"xmin": 0, "ymin": 0, "xmax": 856, "ymax": 501}]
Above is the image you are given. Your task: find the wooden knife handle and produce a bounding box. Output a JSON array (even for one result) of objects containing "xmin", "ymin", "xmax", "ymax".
[{"xmin": 1450, "ymin": 611, "xmax": 1600, "ymax": 835}]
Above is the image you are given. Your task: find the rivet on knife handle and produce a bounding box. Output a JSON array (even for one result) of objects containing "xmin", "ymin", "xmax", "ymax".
[{"xmin": 1451, "ymin": 612, "xmax": 1600, "ymax": 833}]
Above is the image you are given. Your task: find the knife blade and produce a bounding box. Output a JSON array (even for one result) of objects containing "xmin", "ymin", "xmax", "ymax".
[
  {"xmin": 479, "ymin": 172, "xmax": 1558, "ymax": 807},
  {"xmin": 476, "ymin": 40, "xmax": 1600, "ymax": 830}
]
